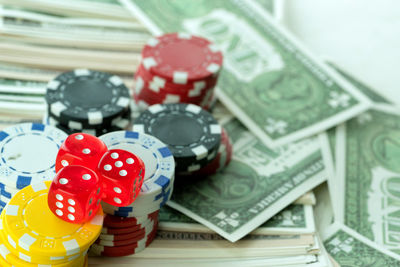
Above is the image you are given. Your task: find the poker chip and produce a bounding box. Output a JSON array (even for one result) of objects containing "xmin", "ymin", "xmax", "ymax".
[
  {"xmin": 0, "ymin": 229, "xmax": 87, "ymax": 266},
  {"xmin": 99, "ymin": 131, "xmax": 175, "ymax": 212},
  {"xmin": 133, "ymin": 33, "xmax": 223, "ymax": 110},
  {"xmin": 96, "ymin": 130, "xmax": 171, "ymax": 256},
  {"xmin": 133, "ymin": 103, "xmax": 221, "ymax": 172},
  {"xmin": 0, "ymin": 123, "xmax": 67, "ymax": 203},
  {"xmin": 142, "ymin": 33, "xmax": 223, "ymax": 84},
  {"xmin": 186, "ymin": 127, "xmax": 233, "ymax": 176},
  {"xmin": 1, "ymin": 181, "xmax": 103, "ymax": 263},
  {"xmin": 43, "ymin": 109, "xmax": 132, "ymax": 137},
  {"xmin": 99, "ymin": 229, "xmax": 148, "ymax": 242},
  {"xmin": 45, "ymin": 69, "xmax": 131, "ymax": 128},
  {"xmin": 84, "ymin": 254, "xmax": 88, "ymax": 267},
  {"xmin": 100, "ymin": 218, "xmax": 156, "ymax": 242},
  {"xmin": 103, "ymin": 210, "xmax": 158, "ymax": 228},
  {"xmin": 47, "ymin": 108, "xmax": 132, "ymax": 130},
  {"xmin": 100, "ymin": 179, "xmax": 173, "ymax": 218},
  {"xmin": 101, "ymin": 212, "xmax": 158, "ymax": 235},
  {"xmin": 90, "ymin": 220, "xmax": 158, "ymax": 257}
]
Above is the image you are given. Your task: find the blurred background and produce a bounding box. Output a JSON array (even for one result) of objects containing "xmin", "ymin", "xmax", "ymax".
[{"xmin": 284, "ymin": 0, "xmax": 400, "ymax": 102}]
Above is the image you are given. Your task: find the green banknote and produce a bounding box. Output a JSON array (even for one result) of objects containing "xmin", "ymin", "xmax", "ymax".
[
  {"xmin": 327, "ymin": 62, "xmax": 392, "ymax": 105},
  {"xmin": 337, "ymin": 105, "xmax": 400, "ymax": 253},
  {"xmin": 168, "ymin": 119, "xmax": 326, "ymax": 242},
  {"xmin": 323, "ymin": 223, "xmax": 400, "ymax": 266},
  {"xmin": 121, "ymin": 0, "xmax": 370, "ymax": 147},
  {"xmin": 159, "ymin": 204, "xmax": 315, "ymax": 235},
  {"xmin": 253, "ymin": 0, "xmax": 274, "ymax": 13},
  {"xmin": 318, "ymin": 131, "xmax": 338, "ymax": 219}
]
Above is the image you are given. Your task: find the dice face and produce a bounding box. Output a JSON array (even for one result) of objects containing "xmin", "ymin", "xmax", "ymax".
[
  {"xmin": 98, "ymin": 149, "xmax": 145, "ymax": 207},
  {"xmin": 55, "ymin": 133, "xmax": 108, "ymax": 173},
  {"xmin": 48, "ymin": 165, "xmax": 102, "ymax": 223}
]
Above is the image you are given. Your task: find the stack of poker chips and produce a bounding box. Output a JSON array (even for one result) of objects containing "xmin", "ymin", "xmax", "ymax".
[
  {"xmin": 133, "ymin": 103, "xmax": 224, "ymax": 174},
  {"xmin": 190, "ymin": 127, "xmax": 233, "ymax": 176},
  {"xmin": 133, "ymin": 33, "xmax": 223, "ymax": 111},
  {"xmin": 90, "ymin": 130, "xmax": 175, "ymax": 257},
  {"xmin": 44, "ymin": 69, "xmax": 132, "ymax": 136},
  {"xmin": 0, "ymin": 123, "xmax": 67, "ymax": 211},
  {"xmin": 0, "ymin": 181, "xmax": 102, "ymax": 266}
]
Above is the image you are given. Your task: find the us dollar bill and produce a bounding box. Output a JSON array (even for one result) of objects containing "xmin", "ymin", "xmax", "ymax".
[
  {"xmin": 337, "ymin": 104, "xmax": 400, "ymax": 254},
  {"xmin": 120, "ymin": 0, "xmax": 371, "ymax": 147},
  {"xmin": 159, "ymin": 204, "xmax": 315, "ymax": 235},
  {"xmin": 322, "ymin": 223, "xmax": 400, "ymax": 266},
  {"xmin": 168, "ymin": 118, "xmax": 326, "ymax": 242}
]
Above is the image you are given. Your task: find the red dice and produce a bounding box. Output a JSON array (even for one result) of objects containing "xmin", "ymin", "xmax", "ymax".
[
  {"xmin": 97, "ymin": 149, "xmax": 145, "ymax": 207},
  {"xmin": 55, "ymin": 133, "xmax": 108, "ymax": 172},
  {"xmin": 48, "ymin": 165, "xmax": 102, "ymax": 223}
]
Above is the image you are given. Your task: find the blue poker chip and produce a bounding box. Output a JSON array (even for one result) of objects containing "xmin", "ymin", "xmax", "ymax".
[
  {"xmin": 0, "ymin": 123, "xmax": 67, "ymax": 189},
  {"xmin": 99, "ymin": 131, "xmax": 175, "ymax": 214}
]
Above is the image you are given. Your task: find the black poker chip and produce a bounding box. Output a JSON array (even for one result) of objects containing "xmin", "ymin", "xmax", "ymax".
[
  {"xmin": 133, "ymin": 103, "xmax": 221, "ymax": 172},
  {"xmin": 45, "ymin": 69, "xmax": 131, "ymax": 128},
  {"xmin": 44, "ymin": 109, "xmax": 132, "ymax": 137},
  {"xmin": 47, "ymin": 107, "xmax": 132, "ymax": 131}
]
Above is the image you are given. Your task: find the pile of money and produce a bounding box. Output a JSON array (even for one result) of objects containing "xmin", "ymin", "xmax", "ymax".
[{"xmin": 1, "ymin": 0, "xmax": 399, "ymax": 266}]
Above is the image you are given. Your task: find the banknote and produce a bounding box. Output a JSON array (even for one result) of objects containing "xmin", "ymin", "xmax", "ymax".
[
  {"xmin": 322, "ymin": 223, "xmax": 400, "ymax": 266},
  {"xmin": 121, "ymin": 0, "xmax": 371, "ymax": 147},
  {"xmin": 319, "ymin": 128, "xmax": 339, "ymax": 218},
  {"xmin": 119, "ymin": 230, "xmax": 316, "ymax": 258},
  {"xmin": 88, "ymin": 256, "xmax": 321, "ymax": 267},
  {"xmin": 0, "ymin": 0, "xmax": 138, "ymax": 21},
  {"xmin": 0, "ymin": 45, "xmax": 138, "ymax": 74},
  {"xmin": 159, "ymin": 204, "xmax": 315, "ymax": 235},
  {"xmin": 0, "ymin": 63, "xmax": 134, "ymax": 88},
  {"xmin": 313, "ymin": 183, "xmax": 334, "ymax": 236},
  {"xmin": 327, "ymin": 62, "xmax": 392, "ymax": 104},
  {"xmin": 337, "ymin": 104, "xmax": 400, "ymax": 253},
  {"xmin": 0, "ymin": 7, "xmax": 149, "ymax": 51},
  {"xmin": 168, "ymin": 118, "xmax": 326, "ymax": 242},
  {"xmin": 254, "ymin": 0, "xmax": 274, "ymax": 13},
  {"xmin": 294, "ymin": 191, "xmax": 316, "ymax": 206},
  {"xmin": 0, "ymin": 77, "xmax": 46, "ymax": 95}
]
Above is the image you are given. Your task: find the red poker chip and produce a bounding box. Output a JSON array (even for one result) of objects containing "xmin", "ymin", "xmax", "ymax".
[
  {"xmin": 136, "ymin": 64, "xmax": 218, "ymax": 92},
  {"xmin": 141, "ymin": 33, "xmax": 223, "ymax": 84},
  {"xmin": 96, "ymin": 235, "xmax": 143, "ymax": 247},
  {"xmin": 103, "ymin": 210, "xmax": 158, "ymax": 229},
  {"xmin": 91, "ymin": 221, "xmax": 158, "ymax": 257},
  {"xmin": 99, "ymin": 229, "xmax": 146, "ymax": 242},
  {"xmin": 102, "ymin": 217, "xmax": 157, "ymax": 235},
  {"xmin": 136, "ymin": 87, "xmax": 210, "ymax": 106},
  {"xmin": 134, "ymin": 71, "xmax": 216, "ymax": 102}
]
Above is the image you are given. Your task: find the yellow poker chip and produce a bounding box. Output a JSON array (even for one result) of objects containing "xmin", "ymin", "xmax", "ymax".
[
  {"xmin": 0, "ymin": 229, "xmax": 87, "ymax": 266},
  {"xmin": 0, "ymin": 244, "xmax": 11, "ymax": 267},
  {"xmin": 0, "ymin": 215, "xmax": 88, "ymax": 265},
  {"xmin": 2, "ymin": 181, "xmax": 103, "ymax": 260}
]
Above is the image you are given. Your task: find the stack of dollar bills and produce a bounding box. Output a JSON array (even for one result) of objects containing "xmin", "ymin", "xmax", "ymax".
[{"xmin": 1, "ymin": 0, "xmax": 399, "ymax": 266}]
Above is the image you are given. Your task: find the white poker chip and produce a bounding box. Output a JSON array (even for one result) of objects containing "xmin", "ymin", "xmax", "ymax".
[
  {"xmin": 99, "ymin": 131, "xmax": 175, "ymax": 216},
  {"xmin": 101, "ymin": 180, "xmax": 173, "ymax": 218},
  {"xmin": 0, "ymin": 123, "xmax": 67, "ymax": 190}
]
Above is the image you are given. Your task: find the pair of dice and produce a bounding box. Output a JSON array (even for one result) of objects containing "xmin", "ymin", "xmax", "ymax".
[{"xmin": 48, "ymin": 133, "xmax": 145, "ymax": 224}]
